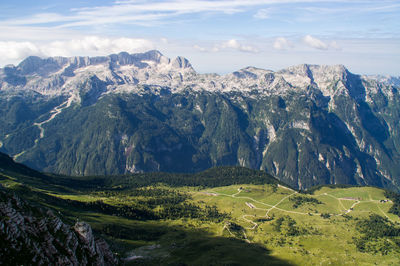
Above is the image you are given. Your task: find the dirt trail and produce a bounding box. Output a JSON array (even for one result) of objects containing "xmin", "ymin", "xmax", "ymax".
[
  {"xmin": 265, "ymin": 191, "xmax": 297, "ymax": 216},
  {"xmin": 13, "ymin": 93, "xmax": 76, "ymax": 160},
  {"xmin": 33, "ymin": 93, "xmax": 75, "ymax": 141},
  {"xmin": 205, "ymin": 188, "xmax": 397, "ymax": 236},
  {"xmin": 377, "ymin": 204, "xmax": 394, "ymax": 222}
]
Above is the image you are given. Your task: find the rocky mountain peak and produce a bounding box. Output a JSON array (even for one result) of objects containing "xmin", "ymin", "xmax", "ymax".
[
  {"xmin": 18, "ymin": 56, "xmax": 44, "ymax": 74},
  {"xmin": 0, "ymin": 50, "xmax": 397, "ymax": 105},
  {"xmin": 10, "ymin": 50, "xmax": 171, "ymax": 77},
  {"xmin": 140, "ymin": 49, "xmax": 164, "ymax": 62},
  {"xmin": 365, "ymin": 75, "xmax": 400, "ymax": 87},
  {"xmin": 172, "ymin": 56, "xmax": 192, "ymax": 69},
  {"xmin": 17, "ymin": 56, "xmax": 68, "ymax": 76},
  {"xmin": 282, "ymin": 64, "xmax": 347, "ymax": 80},
  {"xmin": 232, "ymin": 68, "xmax": 259, "ymax": 80}
]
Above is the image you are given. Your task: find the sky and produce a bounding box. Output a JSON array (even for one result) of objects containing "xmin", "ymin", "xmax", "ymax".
[{"xmin": 0, "ymin": 0, "xmax": 399, "ymax": 75}]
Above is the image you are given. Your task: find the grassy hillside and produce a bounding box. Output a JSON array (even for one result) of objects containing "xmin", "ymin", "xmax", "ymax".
[
  {"xmin": 1, "ymin": 153, "xmax": 400, "ymax": 265},
  {"xmin": 192, "ymin": 184, "xmax": 400, "ymax": 265}
]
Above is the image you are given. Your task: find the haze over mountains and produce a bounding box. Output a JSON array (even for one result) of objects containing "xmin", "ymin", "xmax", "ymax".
[{"xmin": 0, "ymin": 50, "xmax": 399, "ymax": 191}]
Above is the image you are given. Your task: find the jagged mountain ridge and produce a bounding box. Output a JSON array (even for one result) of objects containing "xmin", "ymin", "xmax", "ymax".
[
  {"xmin": 1, "ymin": 50, "xmax": 380, "ymax": 98},
  {"xmin": 0, "ymin": 186, "xmax": 117, "ymax": 265},
  {"xmin": 366, "ymin": 75, "xmax": 400, "ymax": 88},
  {"xmin": 0, "ymin": 50, "xmax": 194, "ymax": 97},
  {"xmin": 0, "ymin": 51, "xmax": 399, "ymax": 191}
]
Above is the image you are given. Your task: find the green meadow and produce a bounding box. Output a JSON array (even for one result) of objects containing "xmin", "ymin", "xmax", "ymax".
[{"xmin": 1, "ymin": 163, "xmax": 400, "ymax": 265}]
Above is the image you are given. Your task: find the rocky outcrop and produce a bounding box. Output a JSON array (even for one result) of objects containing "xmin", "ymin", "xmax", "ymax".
[{"xmin": 0, "ymin": 186, "xmax": 117, "ymax": 265}]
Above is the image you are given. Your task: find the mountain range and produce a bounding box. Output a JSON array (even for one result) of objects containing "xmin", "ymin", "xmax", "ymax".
[{"xmin": 0, "ymin": 50, "xmax": 399, "ymax": 191}]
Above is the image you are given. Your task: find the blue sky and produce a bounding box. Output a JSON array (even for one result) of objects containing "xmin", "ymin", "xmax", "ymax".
[{"xmin": 0, "ymin": 0, "xmax": 399, "ymax": 75}]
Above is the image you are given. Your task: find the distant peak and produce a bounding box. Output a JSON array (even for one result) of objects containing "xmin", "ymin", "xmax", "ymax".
[
  {"xmin": 172, "ymin": 56, "xmax": 192, "ymax": 69},
  {"xmin": 242, "ymin": 66, "xmax": 264, "ymax": 71},
  {"xmin": 116, "ymin": 51, "xmax": 130, "ymax": 58},
  {"xmin": 17, "ymin": 56, "xmax": 71, "ymax": 75},
  {"xmin": 285, "ymin": 64, "xmax": 347, "ymax": 73},
  {"xmin": 17, "ymin": 56, "xmax": 45, "ymax": 74},
  {"xmin": 144, "ymin": 50, "xmax": 163, "ymax": 57},
  {"xmin": 311, "ymin": 64, "xmax": 348, "ymax": 74},
  {"xmin": 280, "ymin": 64, "xmax": 349, "ymax": 80},
  {"xmin": 232, "ymin": 69, "xmax": 258, "ymax": 79},
  {"xmin": 139, "ymin": 50, "xmax": 164, "ymax": 62}
]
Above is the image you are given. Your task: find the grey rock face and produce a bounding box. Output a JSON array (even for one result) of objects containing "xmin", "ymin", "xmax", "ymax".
[{"xmin": 0, "ymin": 187, "xmax": 118, "ymax": 265}]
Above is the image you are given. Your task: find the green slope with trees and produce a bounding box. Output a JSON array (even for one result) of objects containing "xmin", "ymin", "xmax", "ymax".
[
  {"xmin": 1, "ymin": 154, "xmax": 400, "ymax": 265},
  {"xmin": 1, "ymin": 86, "xmax": 400, "ymax": 191}
]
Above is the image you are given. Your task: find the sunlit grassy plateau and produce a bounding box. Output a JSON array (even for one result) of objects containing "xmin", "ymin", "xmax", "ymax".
[{"xmin": 1, "ymin": 154, "xmax": 400, "ymax": 265}]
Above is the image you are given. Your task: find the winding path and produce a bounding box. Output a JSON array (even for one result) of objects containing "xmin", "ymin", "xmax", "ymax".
[
  {"xmin": 33, "ymin": 93, "xmax": 75, "ymax": 141},
  {"xmin": 13, "ymin": 93, "xmax": 76, "ymax": 160},
  {"xmin": 265, "ymin": 191, "xmax": 298, "ymax": 216},
  {"xmin": 203, "ymin": 187, "xmax": 396, "ymax": 242}
]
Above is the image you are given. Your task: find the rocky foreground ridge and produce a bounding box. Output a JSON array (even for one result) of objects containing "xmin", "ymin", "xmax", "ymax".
[
  {"xmin": 0, "ymin": 185, "xmax": 117, "ymax": 265},
  {"xmin": 0, "ymin": 51, "xmax": 399, "ymax": 190}
]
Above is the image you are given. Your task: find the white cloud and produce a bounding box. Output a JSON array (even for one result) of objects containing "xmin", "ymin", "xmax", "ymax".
[
  {"xmin": 193, "ymin": 44, "xmax": 208, "ymax": 52},
  {"xmin": 273, "ymin": 37, "xmax": 294, "ymax": 50},
  {"xmin": 6, "ymin": 13, "xmax": 74, "ymax": 26},
  {"xmin": 0, "ymin": 26, "xmax": 79, "ymax": 42},
  {"xmin": 303, "ymin": 35, "xmax": 329, "ymax": 50},
  {"xmin": 194, "ymin": 40, "xmax": 259, "ymax": 53},
  {"xmin": 3, "ymin": 1, "xmax": 248, "ymax": 28},
  {"xmin": 302, "ymin": 35, "xmax": 341, "ymax": 50},
  {"xmin": 219, "ymin": 39, "xmax": 259, "ymax": 53},
  {"xmin": 329, "ymin": 40, "xmax": 341, "ymax": 50},
  {"xmin": 0, "ymin": 41, "xmax": 41, "ymax": 60},
  {"xmin": 160, "ymin": 37, "xmax": 169, "ymax": 44},
  {"xmin": 0, "ymin": 37, "xmax": 154, "ymax": 64},
  {"xmin": 3, "ymin": 1, "xmax": 365, "ymax": 29},
  {"xmin": 254, "ymin": 8, "xmax": 270, "ymax": 19},
  {"xmin": 46, "ymin": 37, "xmax": 154, "ymax": 56}
]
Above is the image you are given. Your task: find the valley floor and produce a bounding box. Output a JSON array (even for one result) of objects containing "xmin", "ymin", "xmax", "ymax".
[
  {"xmin": 1, "ymin": 168, "xmax": 400, "ymax": 265},
  {"xmin": 191, "ymin": 184, "xmax": 400, "ymax": 265}
]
